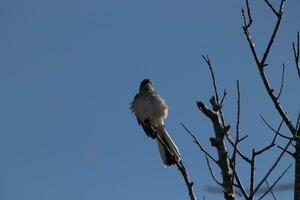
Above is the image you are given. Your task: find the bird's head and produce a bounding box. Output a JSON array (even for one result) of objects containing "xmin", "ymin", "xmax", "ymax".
[{"xmin": 139, "ymin": 78, "xmax": 154, "ymax": 93}]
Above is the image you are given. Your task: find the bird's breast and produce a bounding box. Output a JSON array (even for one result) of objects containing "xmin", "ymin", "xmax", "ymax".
[{"xmin": 133, "ymin": 95, "xmax": 168, "ymax": 126}]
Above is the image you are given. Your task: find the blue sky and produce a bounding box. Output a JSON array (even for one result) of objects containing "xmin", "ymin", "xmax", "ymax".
[{"xmin": 0, "ymin": 0, "xmax": 299, "ymax": 199}]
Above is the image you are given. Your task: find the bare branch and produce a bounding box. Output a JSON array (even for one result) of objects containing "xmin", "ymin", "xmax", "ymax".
[
  {"xmin": 277, "ymin": 145, "xmax": 295, "ymax": 158},
  {"xmin": 196, "ymin": 86, "xmax": 235, "ymax": 199},
  {"xmin": 254, "ymin": 142, "xmax": 276, "ymax": 156},
  {"xmin": 228, "ymin": 80, "xmax": 250, "ymax": 199},
  {"xmin": 202, "ymin": 55, "xmax": 220, "ymax": 103},
  {"xmin": 296, "ymin": 113, "xmax": 300, "ymax": 134},
  {"xmin": 175, "ymin": 160, "xmax": 197, "ymax": 200},
  {"xmin": 181, "ymin": 123, "xmax": 218, "ymax": 164},
  {"xmin": 254, "ymin": 117, "xmax": 280, "ymax": 156},
  {"xmin": 265, "ymin": 180, "xmax": 277, "ymax": 200},
  {"xmin": 233, "ymin": 170, "xmax": 248, "ymax": 199},
  {"xmin": 259, "ymin": 115, "xmax": 292, "ymax": 141},
  {"xmin": 249, "ymin": 149, "xmax": 255, "ymax": 198},
  {"xmin": 258, "ymin": 164, "xmax": 292, "ymax": 200},
  {"xmin": 205, "ymin": 155, "xmax": 223, "ymax": 187},
  {"xmin": 241, "ymin": 1, "xmax": 260, "ymax": 66},
  {"xmin": 261, "ymin": 0, "xmax": 285, "ymax": 65},
  {"xmin": 276, "ymin": 63, "xmax": 285, "ymax": 99},
  {"xmin": 264, "ymin": 0, "xmax": 279, "ymax": 17},
  {"xmin": 242, "ymin": 0, "xmax": 253, "ymax": 28},
  {"xmin": 292, "ymin": 31, "xmax": 300, "ymax": 78},
  {"xmin": 231, "ymin": 80, "xmax": 241, "ymax": 187},
  {"xmin": 235, "ymin": 81, "xmax": 241, "ymax": 147},
  {"xmin": 220, "ymin": 89, "xmax": 227, "ymax": 106},
  {"xmin": 242, "ymin": 0, "xmax": 296, "ymax": 135},
  {"xmin": 196, "ymin": 100, "xmax": 218, "ymax": 120},
  {"xmin": 257, "ymin": 65, "xmax": 296, "ymax": 135},
  {"xmin": 226, "ymin": 134, "xmax": 251, "ymax": 163},
  {"xmin": 253, "ymin": 134, "xmax": 295, "ymax": 195},
  {"xmin": 155, "ymin": 131, "xmax": 197, "ymax": 200},
  {"xmin": 238, "ymin": 135, "xmax": 248, "ymax": 143}
]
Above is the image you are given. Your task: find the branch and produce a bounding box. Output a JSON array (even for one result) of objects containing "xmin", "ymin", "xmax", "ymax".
[
  {"xmin": 181, "ymin": 123, "xmax": 218, "ymax": 164},
  {"xmin": 242, "ymin": 0, "xmax": 296, "ymax": 136},
  {"xmin": 196, "ymin": 99, "xmax": 235, "ymax": 199},
  {"xmin": 258, "ymin": 164, "xmax": 292, "ymax": 200},
  {"xmin": 205, "ymin": 155, "xmax": 223, "ymax": 187},
  {"xmin": 176, "ymin": 160, "xmax": 197, "ymax": 200},
  {"xmin": 296, "ymin": 113, "xmax": 300, "ymax": 135},
  {"xmin": 248, "ymin": 120, "xmax": 282, "ymax": 198},
  {"xmin": 276, "ymin": 63, "xmax": 285, "ymax": 99},
  {"xmin": 232, "ymin": 80, "xmax": 241, "ymax": 163},
  {"xmin": 202, "ymin": 55, "xmax": 220, "ymax": 103},
  {"xmin": 231, "ymin": 80, "xmax": 244, "ymax": 198},
  {"xmin": 277, "ymin": 145, "xmax": 295, "ymax": 158},
  {"xmin": 253, "ymin": 134, "xmax": 295, "ymax": 195},
  {"xmin": 249, "ymin": 149, "xmax": 255, "ymax": 198},
  {"xmin": 242, "ymin": 0, "xmax": 253, "ymax": 28},
  {"xmin": 292, "ymin": 31, "xmax": 300, "ymax": 78},
  {"xmin": 201, "ymin": 55, "xmax": 226, "ymax": 126},
  {"xmin": 233, "ymin": 169, "xmax": 248, "ymax": 199},
  {"xmin": 265, "ymin": 181, "xmax": 277, "ymax": 200},
  {"xmin": 220, "ymin": 89, "xmax": 227, "ymax": 106},
  {"xmin": 261, "ymin": 0, "xmax": 285, "ymax": 65},
  {"xmin": 259, "ymin": 115, "xmax": 292, "ymax": 141},
  {"xmin": 155, "ymin": 133, "xmax": 197, "ymax": 200},
  {"xmin": 254, "ymin": 119, "xmax": 280, "ymax": 156},
  {"xmin": 264, "ymin": 0, "xmax": 280, "ymax": 17},
  {"xmin": 226, "ymin": 134, "xmax": 251, "ymax": 163},
  {"xmin": 182, "ymin": 123, "xmax": 250, "ymax": 198}
]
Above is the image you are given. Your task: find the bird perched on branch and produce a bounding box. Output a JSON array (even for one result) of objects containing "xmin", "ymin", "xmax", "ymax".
[{"xmin": 130, "ymin": 78, "xmax": 181, "ymax": 166}]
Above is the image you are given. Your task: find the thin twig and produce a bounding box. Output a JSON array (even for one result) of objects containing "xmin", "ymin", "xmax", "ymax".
[
  {"xmin": 258, "ymin": 164, "xmax": 292, "ymax": 200},
  {"xmin": 226, "ymin": 134, "xmax": 251, "ymax": 163},
  {"xmin": 220, "ymin": 89, "xmax": 227, "ymax": 106},
  {"xmin": 229, "ymin": 120, "xmax": 249, "ymax": 197},
  {"xmin": 155, "ymin": 132, "xmax": 197, "ymax": 200},
  {"xmin": 202, "ymin": 55, "xmax": 219, "ymax": 103},
  {"xmin": 265, "ymin": 180, "xmax": 277, "ymax": 200},
  {"xmin": 205, "ymin": 155, "xmax": 223, "ymax": 187},
  {"xmin": 233, "ymin": 169, "xmax": 248, "ymax": 199},
  {"xmin": 238, "ymin": 135, "xmax": 248, "ymax": 143},
  {"xmin": 261, "ymin": 0, "xmax": 285, "ymax": 65},
  {"xmin": 181, "ymin": 123, "xmax": 218, "ymax": 164},
  {"xmin": 296, "ymin": 113, "xmax": 300, "ymax": 135},
  {"xmin": 253, "ymin": 134, "xmax": 295, "ymax": 195},
  {"xmin": 254, "ymin": 116, "xmax": 285, "ymax": 157},
  {"xmin": 277, "ymin": 145, "xmax": 295, "ymax": 158},
  {"xmin": 242, "ymin": 0, "xmax": 296, "ymax": 135},
  {"xmin": 249, "ymin": 149, "xmax": 255, "ymax": 198},
  {"xmin": 243, "ymin": 0, "xmax": 253, "ymax": 28},
  {"xmin": 231, "ymin": 80, "xmax": 241, "ymax": 186},
  {"xmin": 226, "ymin": 81, "xmax": 248, "ymax": 199},
  {"xmin": 254, "ymin": 143, "xmax": 276, "ymax": 156},
  {"xmin": 264, "ymin": 0, "xmax": 279, "ymax": 17},
  {"xmin": 276, "ymin": 63, "xmax": 285, "ymax": 99},
  {"xmin": 259, "ymin": 115, "xmax": 291, "ymax": 140},
  {"xmin": 254, "ymin": 123, "xmax": 279, "ymax": 156},
  {"xmin": 292, "ymin": 31, "xmax": 300, "ymax": 78}
]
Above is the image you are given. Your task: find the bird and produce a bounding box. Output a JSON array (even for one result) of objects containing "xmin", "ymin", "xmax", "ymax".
[{"xmin": 130, "ymin": 78, "xmax": 181, "ymax": 166}]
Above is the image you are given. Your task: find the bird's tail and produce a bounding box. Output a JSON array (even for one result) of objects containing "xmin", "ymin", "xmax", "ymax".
[{"xmin": 156, "ymin": 126, "xmax": 181, "ymax": 166}]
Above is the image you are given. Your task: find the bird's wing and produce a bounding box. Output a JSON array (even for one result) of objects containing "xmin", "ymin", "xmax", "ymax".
[{"xmin": 138, "ymin": 119, "xmax": 157, "ymax": 139}]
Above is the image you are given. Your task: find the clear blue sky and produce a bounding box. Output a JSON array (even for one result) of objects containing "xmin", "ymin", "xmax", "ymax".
[{"xmin": 0, "ymin": 0, "xmax": 299, "ymax": 199}]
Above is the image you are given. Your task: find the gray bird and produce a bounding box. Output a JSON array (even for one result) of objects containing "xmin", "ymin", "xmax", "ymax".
[{"xmin": 130, "ymin": 79, "xmax": 181, "ymax": 166}]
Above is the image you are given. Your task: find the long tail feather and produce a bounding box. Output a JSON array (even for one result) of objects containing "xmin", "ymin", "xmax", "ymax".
[{"xmin": 156, "ymin": 126, "xmax": 181, "ymax": 166}]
